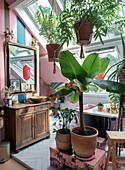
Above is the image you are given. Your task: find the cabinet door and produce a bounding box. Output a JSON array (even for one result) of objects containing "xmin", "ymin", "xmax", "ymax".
[
  {"xmin": 34, "ymin": 109, "xmax": 49, "ymax": 139},
  {"xmin": 17, "ymin": 113, "xmax": 34, "ymax": 146}
]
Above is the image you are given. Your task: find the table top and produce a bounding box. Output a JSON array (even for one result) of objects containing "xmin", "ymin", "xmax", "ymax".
[
  {"xmin": 76, "ymin": 104, "xmax": 119, "ymax": 118},
  {"xmin": 107, "ymin": 131, "xmax": 125, "ymax": 142}
]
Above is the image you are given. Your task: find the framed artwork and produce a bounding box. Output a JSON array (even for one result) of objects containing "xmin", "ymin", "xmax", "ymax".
[
  {"xmin": 10, "ymin": 79, "xmax": 21, "ymax": 92},
  {"xmin": 27, "ymin": 84, "xmax": 30, "ymax": 91},
  {"xmin": 21, "ymin": 83, "xmax": 27, "ymax": 92},
  {"xmin": 30, "ymin": 84, "xmax": 34, "ymax": 91}
]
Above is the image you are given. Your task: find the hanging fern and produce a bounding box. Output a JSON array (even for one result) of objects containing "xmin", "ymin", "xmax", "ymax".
[{"xmin": 35, "ymin": 6, "xmax": 62, "ymax": 44}]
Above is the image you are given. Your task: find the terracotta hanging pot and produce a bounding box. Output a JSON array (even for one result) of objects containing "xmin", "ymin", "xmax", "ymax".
[
  {"xmin": 74, "ymin": 21, "xmax": 93, "ymax": 58},
  {"xmin": 46, "ymin": 44, "xmax": 61, "ymax": 74}
]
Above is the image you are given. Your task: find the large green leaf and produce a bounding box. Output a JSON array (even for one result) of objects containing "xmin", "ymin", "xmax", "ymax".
[
  {"xmin": 121, "ymin": 34, "xmax": 125, "ymax": 60},
  {"xmin": 74, "ymin": 79, "xmax": 87, "ymax": 92},
  {"xmin": 82, "ymin": 53, "xmax": 100, "ymax": 78},
  {"xmin": 50, "ymin": 82, "xmax": 67, "ymax": 91},
  {"xmin": 67, "ymin": 91, "xmax": 79, "ymax": 103},
  {"xmin": 86, "ymin": 83, "xmax": 99, "ymax": 92},
  {"xmin": 95, "ymin": 57, "xmax": 110, "ymax": 77},
  {"xmin": 93, "ymin": 80, "xmax": 125, "ymax": 94},
  {"xmin": 59, "ymin": 51, "xmax": 87, "ymax": 85},
  {"xmin": 49, "ymin": 88, "xmax": 72, "ymax": 99}
]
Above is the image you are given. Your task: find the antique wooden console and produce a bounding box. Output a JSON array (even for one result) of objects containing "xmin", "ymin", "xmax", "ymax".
[{"xmin": 4, "ymin": 102, "xmax": 50, "ymax": 151}]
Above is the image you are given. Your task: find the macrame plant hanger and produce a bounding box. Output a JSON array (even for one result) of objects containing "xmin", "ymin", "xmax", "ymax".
[
  {"xmin": 47, "ymin": 0, "xmax": 60, "ymax": 74},
  {"xmin": 75, "ymin": 3, "xmax": 93, "ymax": 59}
]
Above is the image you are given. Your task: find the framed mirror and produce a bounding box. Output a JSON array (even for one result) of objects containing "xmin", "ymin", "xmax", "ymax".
[{"xmin": 5, "ymin": 42, "xmax": 37, "ymax": 94}]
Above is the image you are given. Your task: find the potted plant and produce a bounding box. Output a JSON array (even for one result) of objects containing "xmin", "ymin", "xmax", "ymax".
[
  {"xmin": 59, "ymin": 0, "xmax": 125, "ymax": 58},
  {"xmin": 35, "ymin": 6, "xmax": 69, "ymax": 73},
  {"xmin": 97, "ymin": 102, "xmax": 104, "ymax": 112},
  {"xmin": 104, "ymin": 34, "xmax": 125, "ymax": 83},
  {"xmin": 49, "ymin": 50, "xmax": 125, "ymax": 157},
  {"xmin": 35, "ymin": 7, "xmax": 62, "ymax": 73},
  {"xmin": 50, "ymin": 106, "xmax": 76, "ymax": 151}
]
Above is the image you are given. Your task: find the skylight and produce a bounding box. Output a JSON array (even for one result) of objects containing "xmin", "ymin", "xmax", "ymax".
[
  {"xmin": 25, "ymin": 0, "xmax": 125, "ymax": 49},
  {"xmin": 28, "ymin": 0, "xmax": 52, "ymax": 16}
]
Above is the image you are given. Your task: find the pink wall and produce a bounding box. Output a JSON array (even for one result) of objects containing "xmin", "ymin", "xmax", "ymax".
[
  {"xmin": 0, "ymin": 0, "xmax": 5, "ymax": 141},
  {"xmin": 6, "ymin": 0, "xmax": 19, "ymax": 5},
  {"xmin": 40, "ymin": 58, "xmax": 68, "ymax": 85},
  {"xmin": 0, "ymin": 0, "xmax": 5, "ymax": 101},
  {"xmin": 10, "ymin": 9, "xmax": 17, "ymax": 42}
]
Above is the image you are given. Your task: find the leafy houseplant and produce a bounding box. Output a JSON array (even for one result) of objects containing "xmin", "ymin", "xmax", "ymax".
[
  {"xmin": 97, "ymin": 102, "xmax": 104, "ymax": 112},
  {"xmin": 50, "ymin": 106, "xmax": 76, "ymax": 151},
  {"xmin": 49, "ymin": 50, "xmax": 125, "ymax": 157},
  {"xmin": 35, "ymin": 7, "xmax": 63, "ymax": 73},
  {"xmin": 59, "ymin": 0, "xmax": 125, "ymax": 58},
  {"xmin": 109, "ymin": 93, "xmax": 120, "ymax": 104},
  {"xmin": 104, "ymin": 34, "xmax": 125, "ymax": 82}
]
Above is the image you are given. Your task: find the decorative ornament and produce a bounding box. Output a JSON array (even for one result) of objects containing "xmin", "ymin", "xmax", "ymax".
[{"xmin": 4, "ymin": 28, "xmax": 14, "ymax": 40}]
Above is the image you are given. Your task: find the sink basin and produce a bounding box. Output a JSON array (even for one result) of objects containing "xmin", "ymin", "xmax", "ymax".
[{"xmin": 30, "ymin": 96, "xmax": 47, "ymax": 103}]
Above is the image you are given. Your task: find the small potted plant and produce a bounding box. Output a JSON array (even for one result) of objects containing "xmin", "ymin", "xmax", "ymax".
[
  {"xmin": 49, "ymin": 106, "xmax": 76, "ymax": 151},
  {"xmin": 97, "ymin": 102, "xmax": 104, "ymax": 112}
]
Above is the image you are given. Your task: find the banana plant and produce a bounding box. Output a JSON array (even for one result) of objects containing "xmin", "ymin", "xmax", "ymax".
[{"xmin": 49, "ymin": 51, "xmax": 125, "ymax": 132}]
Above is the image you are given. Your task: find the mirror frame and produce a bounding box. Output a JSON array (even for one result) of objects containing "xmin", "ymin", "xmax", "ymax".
[{"xmin": 5, "ymin": 41, "xmax": 37, "ymax": 94}]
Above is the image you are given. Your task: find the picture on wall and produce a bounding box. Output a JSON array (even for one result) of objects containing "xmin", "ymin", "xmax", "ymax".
[
  {"xmin": 30, "ymin": 84, "xmax": 34, "ymax": 91},
  {"xmin": 21, "ymin": 83, "xmax": 27, "ymax": 92},
  {"xmin": 27, "ymin": 84, "xmax": 30, "ymax": 91},
  {"xmin": 10, "ymin": 79, "xmax": 21, "ymax": 92}
]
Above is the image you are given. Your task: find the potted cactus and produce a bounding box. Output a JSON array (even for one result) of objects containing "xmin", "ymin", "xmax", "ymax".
[{"xmin": 97, "ymin": 102, "xmax": 104, "ymax": 112}]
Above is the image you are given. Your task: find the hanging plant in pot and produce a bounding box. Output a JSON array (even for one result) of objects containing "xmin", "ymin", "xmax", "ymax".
[
  {"xmin": 59, "ymin": 0, "xmax": 125, "ymax": 58},
  {"xmin": 49, "ymin": 50, "xmax": 125, "ymax": 158},
  {"xmin": 49, "ymin": 106, "xmax": 76, "ymax": 151},
  {"xmin": 35, "ymin": 7, "xmax": 63, "ymax": 73}
]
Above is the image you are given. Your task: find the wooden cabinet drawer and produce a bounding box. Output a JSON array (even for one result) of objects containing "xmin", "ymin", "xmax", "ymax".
[
  {"xmin": 18, "ymin": 107, "xmax": 34, "ymax": 115},
  {"xmin": 34, "ymin": 104, "xmax": 47, "ymax": 111}
]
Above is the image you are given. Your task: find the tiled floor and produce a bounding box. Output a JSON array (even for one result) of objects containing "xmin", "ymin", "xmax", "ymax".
[{"xmin": 12, "ymin": 115, "xmax": 125, "ymax": 170}]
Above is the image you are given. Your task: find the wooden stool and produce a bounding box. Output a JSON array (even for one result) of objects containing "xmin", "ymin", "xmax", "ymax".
[{"xmin": 105, "ymin": 131, "xmax": 125, "ymax": 170}]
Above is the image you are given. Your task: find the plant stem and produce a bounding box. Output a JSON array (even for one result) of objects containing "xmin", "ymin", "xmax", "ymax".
[{"xmin": 79, "ymin": 92, "xmax": 85, "ymax": 131}]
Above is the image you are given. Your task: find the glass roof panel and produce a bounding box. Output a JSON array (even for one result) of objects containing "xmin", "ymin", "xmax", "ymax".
[
  {"xmin": 27, "ymin": 0, "xmax": 125, "ymax": 46},
  {"xmin": 28, "ymin": 0, "xmax": 52, "ymax": 16}
]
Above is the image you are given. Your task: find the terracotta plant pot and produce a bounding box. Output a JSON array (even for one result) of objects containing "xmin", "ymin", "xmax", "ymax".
[
  {"xmin": 46, "ymin": 44, "xmax": 61, "ymax": 62},
  {"xmin": 71, "ymin": 126, "xmax": 98, "ymax": 158},
  {"xmin": 55, "ymin": 129, "xmax": 71, "ymax": 151},
  {"xmin": 0, "ymin": 117, "xmax": 3, "ymax": 129},
  {"xmin": 97, "ymin": 105, "xmax": 104, "ymax": 112},
  {"xmin": 74, "ymin": 21, "xmax": 93, "ymax": 45}
]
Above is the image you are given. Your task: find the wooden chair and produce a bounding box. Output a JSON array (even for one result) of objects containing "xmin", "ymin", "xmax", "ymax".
[{"xmin": 105, "ymin": 131, "xmax": 125, "ymax": 170}]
